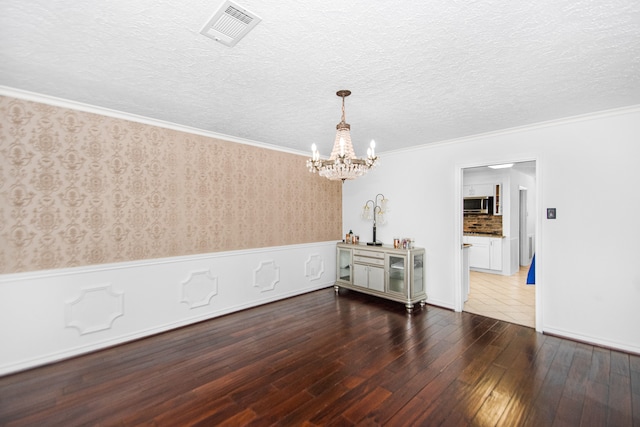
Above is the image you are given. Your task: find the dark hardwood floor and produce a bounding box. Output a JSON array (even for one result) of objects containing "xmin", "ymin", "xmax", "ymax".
[{"xmin": 1, "ymin": 288, "xmax": 638, "ymax": 426}]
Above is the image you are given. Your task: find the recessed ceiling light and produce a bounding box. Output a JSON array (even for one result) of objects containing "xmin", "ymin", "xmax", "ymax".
[{"xmin": 488, "ymin": 163, "xmax": 514, "ymax": 169}]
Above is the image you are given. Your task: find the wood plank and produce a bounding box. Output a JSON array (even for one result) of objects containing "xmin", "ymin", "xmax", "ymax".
[
  {"xmin": 522, "ymin": 338, "xmax": 575, "ymax": 425},
  {"xmin": 0, "ymin": 288, "xmax": 636, "ymax": 426},
  {"xmin": 579, "ymin": 381, "xmax": 609, "ymax": 427},
  {"xmin": 552, "ymin": 343, "xmax": 592, "ymax": 426},
  {"xmin": 608, "ymin": 372, "xmax": 633, "ymax": 426}
]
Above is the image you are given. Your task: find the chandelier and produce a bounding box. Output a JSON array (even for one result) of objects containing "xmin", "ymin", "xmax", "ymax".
[{"xmin": 306, "ymin": 90, "xmax": 379, "ymax": 182}]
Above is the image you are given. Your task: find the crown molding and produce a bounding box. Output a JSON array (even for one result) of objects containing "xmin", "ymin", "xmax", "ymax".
[
  {"xmin": 0, "ymin": 86, "xmax": 308, "ymax": 157},
  {"xmin": 382, "ymin": 103, "xmax": 640, "ymax": 156}
]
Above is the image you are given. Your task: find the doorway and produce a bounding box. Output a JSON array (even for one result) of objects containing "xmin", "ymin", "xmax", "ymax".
[{"xmin": 461, "ymin": 160, "xmax": 537, "ymax": 328}]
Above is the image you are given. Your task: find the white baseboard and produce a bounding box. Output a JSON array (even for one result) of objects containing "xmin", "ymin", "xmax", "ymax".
[
  {"xmin": 542, "ymin": 325, "xmax": 640, "ymax": 355},
  {"xmin": 425, "ymin": 298, "xmax": 455, "ymax": 311},
  {"xmin": 0, "ymin": 242, "xmax": 337, "ymax": 376}
]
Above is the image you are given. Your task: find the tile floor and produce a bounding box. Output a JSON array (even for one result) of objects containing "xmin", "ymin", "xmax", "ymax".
[{"xmin": 463, "ymin": 266, "xmax": 535, "ymax": 328}]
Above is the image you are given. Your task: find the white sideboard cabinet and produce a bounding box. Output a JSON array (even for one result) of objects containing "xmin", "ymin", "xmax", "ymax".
[{"xmin": 335, "ymin": 243, "xmax": 426, "ymax": 312}]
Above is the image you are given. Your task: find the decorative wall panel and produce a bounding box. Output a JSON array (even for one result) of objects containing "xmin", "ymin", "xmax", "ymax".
[
  {"xmin": 305, "ymin": 254, "xmax": 324, "ymax": 281},
  {"xmin": 254, "ymin": 260, "xmax": 280, "ymax": 292},
  {"xmin": 0, "ymin": 241, "xmax": 337, "ymax": 375},
  {"xmin": 0, "ymin": 95, "xmax": 342, "ymax": 274},
  {"xmin": 181, "ymin": 269, "xmax": 218, "ymax": 309},
  {"xmin": 65, "ymin": 284, "xmax": 124, "ymax": 335}
]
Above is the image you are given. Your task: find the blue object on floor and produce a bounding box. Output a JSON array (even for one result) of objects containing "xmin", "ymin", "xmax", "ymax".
[{"xmin": 527, "ymin": 254, "xmax": 535, "ymax": 284}]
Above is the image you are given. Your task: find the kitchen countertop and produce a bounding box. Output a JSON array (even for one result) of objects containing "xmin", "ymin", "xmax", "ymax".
[{"xmin": 463, "ymin": 232, "xmax": 505, "ymax": 237}]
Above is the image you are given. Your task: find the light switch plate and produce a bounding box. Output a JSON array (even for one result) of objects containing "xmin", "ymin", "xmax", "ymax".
[{"xmin": 547, "ymin": 208, "xmax": 556, "ymax": 219}]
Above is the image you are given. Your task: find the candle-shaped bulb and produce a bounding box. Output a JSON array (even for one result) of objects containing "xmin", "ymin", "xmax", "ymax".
[
  {"xmin": 367, "ymin": 147, "xmax": 372, "ymax": 157},
  {"xmin": 370, "ymin": 139, "xmax": 375, "ymax": 157}
]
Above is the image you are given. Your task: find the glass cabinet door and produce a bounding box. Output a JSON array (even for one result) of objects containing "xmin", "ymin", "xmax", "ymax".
[
  {"xmin": 387, "ymin": 254, "xmax": 406, "ymax": 295},
  {"xmin": 337, "ymin": 247, "xmax": 352, "ymax": 284},
  {"xmin": 411, "ymin": 252, "xmax": 424, "ymax": 297}
]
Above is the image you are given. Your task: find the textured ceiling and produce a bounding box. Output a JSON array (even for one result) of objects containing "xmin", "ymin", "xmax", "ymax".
[{"xmin": 1, "ymin": 0, "xmax": 639, "ymax": 155}]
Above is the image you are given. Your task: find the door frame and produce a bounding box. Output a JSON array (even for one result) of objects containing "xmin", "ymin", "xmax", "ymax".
[
  {"xmin": 519, "ymin": 187, "xmax": 529, "ymax": 266},
  {"xmin": 454, "ymin": 157, "xmax": 542, "ymax": 332}
]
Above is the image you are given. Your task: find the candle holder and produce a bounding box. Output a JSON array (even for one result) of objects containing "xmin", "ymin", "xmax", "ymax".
[{"xmin": 361, "ymin": 193, "xmax": 388, "ymax": 246}]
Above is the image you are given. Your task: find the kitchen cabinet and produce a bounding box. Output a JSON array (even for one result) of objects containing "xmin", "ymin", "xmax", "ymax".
[
  {"xmin": 468, "ymin": 238, "xmax": 490, "ymax": 269},
  {"xmin": 463, "ymin": 184, "xmax": 493, "ymax": 198},
  {"xmin": 489, "ymin": 238, "xmax": 502, "ymax": 270},
  {"xmin": 462, "ymin": 244, "xmax": 471, "ymax": 301},
  {"xmin": 493, "ymin": 183, "xmax": 502, "ymax": 215},
  {"xmin": 335, "ymin": 243, "xmax": 426, "ymax": 312},
  {"xmin": 463, "ymin": 236, "xmax": 502, "ymax": 271}
]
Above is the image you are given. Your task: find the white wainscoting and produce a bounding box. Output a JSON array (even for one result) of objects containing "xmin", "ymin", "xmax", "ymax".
[{"xmin": 0, "ymin": 241, "xmax": 337, "ymax": 376}]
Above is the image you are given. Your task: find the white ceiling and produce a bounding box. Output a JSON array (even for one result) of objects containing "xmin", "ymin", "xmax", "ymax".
[{"xmin": 1, "ymin": 0, "xmax": 639, "ymax": 155}]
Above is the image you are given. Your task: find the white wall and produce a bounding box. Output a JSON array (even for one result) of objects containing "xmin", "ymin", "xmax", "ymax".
[
  {"xmin": 343, "ymin": 106, "xmax": 640, "ymax": 354},
  {"xmin": 511, "ymin": 168, "xmax": 537, "ymax": 266},
  {"xmin": 0, "ymin": 242, "xmax": 337, "ymax": 375}
]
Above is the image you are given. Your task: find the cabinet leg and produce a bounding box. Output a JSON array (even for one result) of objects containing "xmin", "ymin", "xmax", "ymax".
[
  {"xmin": 405, "ymin": 302, "xmax": 414, "ymax": 313},
  {"xmin": 334, "ymin": 285, "xmax": 340, "ymax": 293},
  {"xmin": 420, "ymin": 300, "xmax": 426, "ymax": 307}
]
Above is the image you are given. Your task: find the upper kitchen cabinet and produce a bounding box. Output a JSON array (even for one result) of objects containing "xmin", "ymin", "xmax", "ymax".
[
  {"xmin": 463, "ymin": 183, "xmax": 493, "ymax": 198},
  {"xmin": 493, "ymin": 183, "xmax": 502, "ymax": 216}
]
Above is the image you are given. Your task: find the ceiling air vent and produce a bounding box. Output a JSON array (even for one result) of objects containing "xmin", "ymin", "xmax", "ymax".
[{"xmin": 200, "ymin": 0, "xmax": 262, "ymax": 47}]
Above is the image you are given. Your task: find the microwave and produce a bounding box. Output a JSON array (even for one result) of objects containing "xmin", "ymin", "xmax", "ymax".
[{"xmin": 464, "ymin": 196, "xmax": 493, "ymax": 214}]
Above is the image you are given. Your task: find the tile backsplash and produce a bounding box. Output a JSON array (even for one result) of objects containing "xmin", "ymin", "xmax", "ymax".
[{"xmin": 463, "ymin": 214, "xmax": 503, "ymax": 235}]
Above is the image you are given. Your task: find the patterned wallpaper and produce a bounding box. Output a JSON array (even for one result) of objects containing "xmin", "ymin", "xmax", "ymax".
[{"xmin": 0, "ymin": 95, "xmax": 342, "ymax": 274}]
